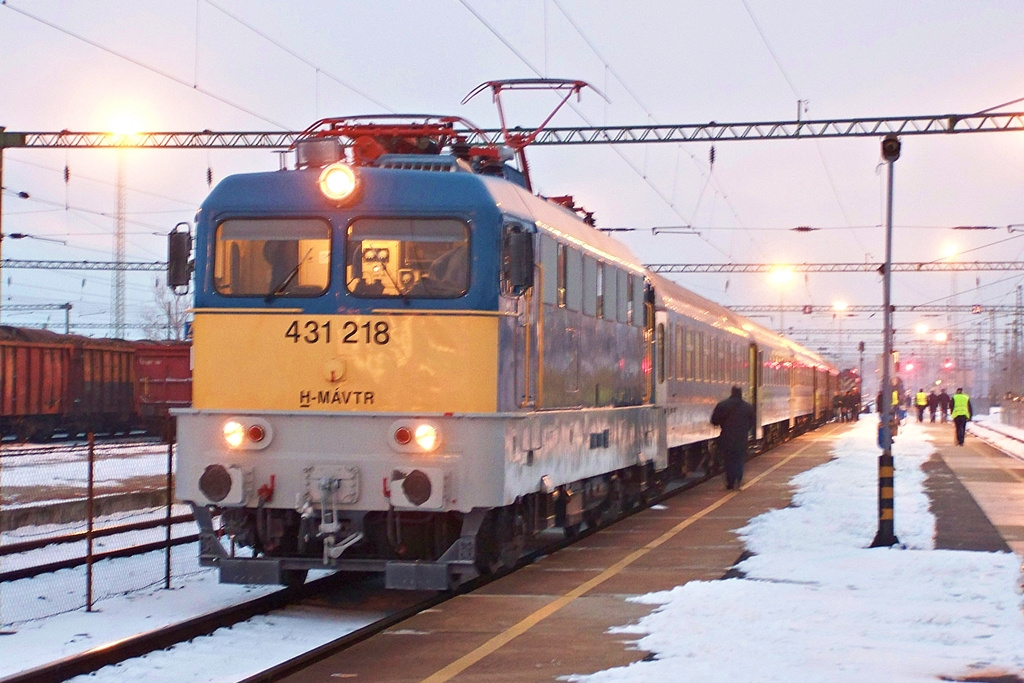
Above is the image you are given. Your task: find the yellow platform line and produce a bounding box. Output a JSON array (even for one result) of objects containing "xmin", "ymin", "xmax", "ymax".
[{"xmin": 421, "ymin": 430, "xmax": 832, "ymax": 683}]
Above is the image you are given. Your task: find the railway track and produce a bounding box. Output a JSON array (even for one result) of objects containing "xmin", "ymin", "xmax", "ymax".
[
  {"xmin": 0, "ymin": 439, "xmax": 747, "ymax": 683},
  {"xmin": 0, "ymin": 434, "xmax": 166, "ymax": 459},
  {"xmin": 967, "ymin": 420, "xmax": 1024, "ymax": 462},
  {"xmin": 0, "ymin": 514, "xmax": 197, "ymax": 583},
  {"xmin": 0, "ymin": 417, "xmax": 841, "ymax": 682}
]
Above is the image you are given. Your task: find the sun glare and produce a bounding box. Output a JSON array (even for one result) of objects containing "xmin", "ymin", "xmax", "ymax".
[{"xmin": 106, "ymin": 114, "xmax": 144, "ymax": 146}]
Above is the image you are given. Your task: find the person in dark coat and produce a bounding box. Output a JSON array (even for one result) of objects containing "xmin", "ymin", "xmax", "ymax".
[
  {"xmin": 711, "ymin": 386, "xmax": 757, "ymax": 490},
  {"xmin": 937, "ymin": 388, "xmax": 951, "ymax": 423},
  {"xmin": 846, "ymin": 389, "xmax": 861, "ymax": 421},
  {"xmin": 951, "ymin": 387, "xmax": 973, "ymax": 446},
  {"xmin": 926, "ymin": 390, "xmax": 938, "ymax": 422}
]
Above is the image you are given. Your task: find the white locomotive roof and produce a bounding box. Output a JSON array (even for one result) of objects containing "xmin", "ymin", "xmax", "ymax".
[{"xmin": 479, "ymin": 176, "xmax": 646, "ymax": 275}]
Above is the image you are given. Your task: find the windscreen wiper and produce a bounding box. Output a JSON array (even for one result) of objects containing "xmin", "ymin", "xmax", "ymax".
[{"xmin": 265, "ymin": 248, "xmax": 312, "ymax": 303}]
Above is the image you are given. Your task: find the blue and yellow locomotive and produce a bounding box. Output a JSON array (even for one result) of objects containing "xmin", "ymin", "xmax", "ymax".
[{"xmin": 170, "ymin": 115, "xmax": 837, "ymax": 589}]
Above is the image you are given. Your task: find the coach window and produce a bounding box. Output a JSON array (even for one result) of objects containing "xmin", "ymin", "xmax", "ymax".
[
  {"xmin": 665, "ymin": 323, "xmax": 674, "ymax": 379},
  {"xmin": 657, "ymin": 323, "xmax": 665, "ymax": 383},
  {"xmin": 674, "ymin": 324, "xmax": 682, "ymax": 380},
  {"xmin": 724, "ymin": 341, "xmax": 732, "ymax": 382},
  {"xmin": 566, "ymin": 247, "xmax": 583, "ymax": 311},
  {"xmin": 346, "ymin": 218, "xmax": 468, "ymax": 298},
  {"xmin": 712, "ymin": 336, "xmax": 720, "ymax": 382},
  {"xmin": 617, "ymin": 269, "xmax": 629, "ymax": 323},
  {"xmin": 702, "ymin": 333, "xmax": 710, "ymax": 381},
  {"xmin": 694, "ymin": 332, "xmax": 702, "ymax": 381},
  {"xmin": 717, "ymin": 337, "xmax": 726, "ymax": 382},
  {"xmin": 582, "ymin": 255, "xmax": 597, "ymax": 316},
  {"xmin": 631, "ymin": 276, "xmax": 644, "ymax": 327},
  {"xmin": 556, "ymin": 243, "xmax": 567, "ymax": 307},
  {"xmin": 622, "ymin": 274, "xmax": 630, "ymax": 323},
  {"xmin": 603, "ymin": 264, "xmax": 617, "ymax": 321},
  {"xmin": 684, "ymin": 328, "xmax": 693, "ymax": 380},
  {"xmin": 540, "ymin": 235, "xmax": 559, "ymax": 305},
  {"xmin": 214, "ymin": 218, "xmax": 330, "ymax": 298}
]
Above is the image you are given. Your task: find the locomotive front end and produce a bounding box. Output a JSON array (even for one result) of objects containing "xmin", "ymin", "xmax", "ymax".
[{"xmin": 173, "ymin": 125, "xmax": 521, "ymax": 588}]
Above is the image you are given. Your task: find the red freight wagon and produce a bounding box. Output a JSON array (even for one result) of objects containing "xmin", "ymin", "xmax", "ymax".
[
  {"xmin": 0, "ymin": 326, "xmax": 192, "ymax": 441},
  {"xmin": 68, "ymin": 337, "xmax": 136, "ymax": 435},
  {"xmin": 0, "ymin": 326, "xmax": 71, "ymax": 441},
  {"xmin": 134, "ymin": 341, "xmax": 192, "ymax": 436}
]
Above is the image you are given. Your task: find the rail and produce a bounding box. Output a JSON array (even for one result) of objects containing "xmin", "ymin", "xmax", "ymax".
[{"xmin": 0, "ymin": 416, "xmax": 834, "ymax": 680}]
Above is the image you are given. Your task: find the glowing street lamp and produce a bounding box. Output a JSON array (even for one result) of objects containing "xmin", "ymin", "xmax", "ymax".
[
  {"xmin": 833, "ymin": 301, "xmax": 848, "ymax": 366},
  {"xmin": 770, "ymin": 266, "xmax": 795, "ymax": 335}
]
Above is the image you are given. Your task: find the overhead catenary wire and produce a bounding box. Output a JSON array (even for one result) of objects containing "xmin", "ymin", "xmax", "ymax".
[
  {"xmin": 739, "ymin": 0, "xmax": 869, "ymax": 261},
  {"xmin": 550, "ymin": 0, "xmax": 762, "ymax": 263},
  {"xmin": 459, "ymin": 1, "xmax": 744, "ymax": 262},
  {"xmin": 1, "ymin": 1, "xmax": 291, "ymax": 129}
]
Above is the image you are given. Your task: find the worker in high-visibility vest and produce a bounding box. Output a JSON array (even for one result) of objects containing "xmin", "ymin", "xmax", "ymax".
[
  {"xmin": 951, "ymin": 387, "xmax": 973, "ymax": 446},
  {"xmin": 915, "ymin": 388, "xmax": 928, "ymax": 422}
]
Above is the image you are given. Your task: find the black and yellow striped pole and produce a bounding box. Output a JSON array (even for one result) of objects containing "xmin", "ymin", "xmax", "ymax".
[{"xmin": 872, "ymin": 135, "xmax": 900, "ymax": 548}]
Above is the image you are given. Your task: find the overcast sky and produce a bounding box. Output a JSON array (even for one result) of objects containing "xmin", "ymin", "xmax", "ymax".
[{"xmin": 2, "ymin": 1, "xmax": 1023, "ymax": 367}]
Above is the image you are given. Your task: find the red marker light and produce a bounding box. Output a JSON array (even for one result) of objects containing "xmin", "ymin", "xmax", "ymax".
[
  {"xmin": 247, "ymin": 424, "xmax": 266, "ymax": 443},
  {"xmin": 394, "ymin": 426, "xmax": 412, "ymax": 445}
]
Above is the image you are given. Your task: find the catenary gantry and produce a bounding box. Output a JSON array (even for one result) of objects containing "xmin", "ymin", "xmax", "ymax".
[{"xmin": 3, "ymin": 111, "xmax": 1024, "ymax": 149}]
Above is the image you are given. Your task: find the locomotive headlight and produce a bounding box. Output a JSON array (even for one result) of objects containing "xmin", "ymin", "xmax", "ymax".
[
  {"xmin": 414, "ymin": 423, "xmax": 439, "ymax": 451},
  {"xmin": 221, "ymin": 418, "xmax": 273, "ymax": 450},
  {"xmin": 318, "ymin": 162, "xmax": 358, "ymax": 202},
  {"xmin": 388, "ymin": 420, "xmax": 440, "ymax": 453},
  {"xmin": 223, "ymin": 420, "xmax": 246, "ymax": 448}
]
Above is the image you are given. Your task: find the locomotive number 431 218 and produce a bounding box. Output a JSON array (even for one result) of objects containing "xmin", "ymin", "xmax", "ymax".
[{"xmin": 284, "ymin": 319, "xmax": 391, "ymax": 345}]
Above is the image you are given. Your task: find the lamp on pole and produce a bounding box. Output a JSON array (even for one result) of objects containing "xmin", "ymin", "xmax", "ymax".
[
  {"xmin": 872, "ymin": 135, "xmax": 900, "ymax": 548},
  {"xmin": 833, "ymin": 300, "xmax": 848, "ymax": 367},
  {"xmin": 770, "ymin": 266, "xmax": 794, "ymax": 335},
  {"xmin": 942, "ymin": 243, "xmax": 960, "ymax": 387}
]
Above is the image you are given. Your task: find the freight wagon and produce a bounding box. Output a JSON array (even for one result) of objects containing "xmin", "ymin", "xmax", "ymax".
[{"xmin": 0, "ymin": 326, "xmax": 191, "ymax": 441}]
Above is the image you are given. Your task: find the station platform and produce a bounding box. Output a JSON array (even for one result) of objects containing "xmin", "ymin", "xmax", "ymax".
[{"xmin": 281, "ymin": 420, "xmax": 1024, "ymax": 682}]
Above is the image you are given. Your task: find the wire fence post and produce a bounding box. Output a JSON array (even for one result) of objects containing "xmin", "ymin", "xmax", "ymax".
[{"xmin": 86, "ymin": 431, "xmax": 95, "ymax": 611}]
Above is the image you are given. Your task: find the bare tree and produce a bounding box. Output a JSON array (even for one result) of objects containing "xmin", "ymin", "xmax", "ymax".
[{"xmin": 140, "ymin": 277, "xmax": 191, "ymax": 340}]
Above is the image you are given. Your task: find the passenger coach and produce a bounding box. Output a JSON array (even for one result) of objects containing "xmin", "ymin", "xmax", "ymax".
[{"xmin": 170, "ymin": 116, "xmax": 836, "ymax": 589}]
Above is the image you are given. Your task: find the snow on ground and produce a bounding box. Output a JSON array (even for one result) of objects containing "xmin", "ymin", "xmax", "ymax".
[
  {"xmin": 1, "ymin": 443, "xmax": 171, "ymax": 505},
  {"xmin": 969, "ymin": 411, "xmax": 1024, "ymax": 463},
  {"xmin": 2, "ymin": 416, "xmax": 1023, "ymax": 681},
  {"xmin": 571, "ymin": 417, "xmax": 1024, "ymax": 683}
]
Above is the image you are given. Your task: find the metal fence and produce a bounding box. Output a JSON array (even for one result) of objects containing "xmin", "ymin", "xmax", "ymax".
[{"xmin": 0, "ymin": 432, "xmax": 204, "ymax": 627}]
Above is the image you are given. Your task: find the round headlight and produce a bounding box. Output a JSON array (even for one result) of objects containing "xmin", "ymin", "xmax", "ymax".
[
  {"xmin": 318, "ymin": 162, "xmax": 357, "ymax": 201},
  {"xmin": 223, "ymin": 420, "xmax": 245, "ymax": 448},
  {"xmin": 414, "ymin": 424, "xmax": 439, "ymax": 451}
]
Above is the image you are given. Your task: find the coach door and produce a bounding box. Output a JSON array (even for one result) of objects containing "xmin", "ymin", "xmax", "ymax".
[
  {"xmin": 749, "ymin": 343, "xmax": 762, "ymax": 439},
  {"xmin": 507, "ymin": 222, "xmax": 539, "ymax": 408},
  {"xmin": 524, "ymin": 224, "xmax": 557, "ymax": 409}
]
